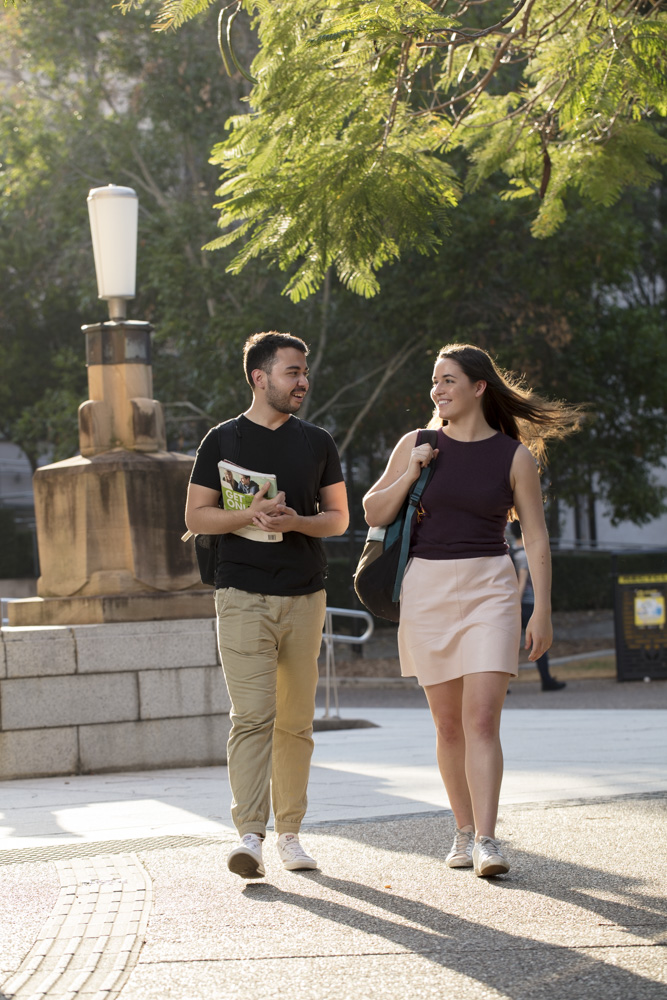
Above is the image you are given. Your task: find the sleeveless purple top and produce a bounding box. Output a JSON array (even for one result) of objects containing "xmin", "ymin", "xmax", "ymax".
[{"xmin": 410, "ymin": 428, "xmax": 520, "ymax": 560}]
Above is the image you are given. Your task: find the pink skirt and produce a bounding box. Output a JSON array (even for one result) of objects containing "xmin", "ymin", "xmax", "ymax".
[{"xmin": 398, "ymin": 555, "xmax": 521, "ymax": 686}]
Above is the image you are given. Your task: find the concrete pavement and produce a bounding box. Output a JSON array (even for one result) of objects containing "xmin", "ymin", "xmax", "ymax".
[{"xmin": 1, "ymin": 680, "xmax": 666, "ymax": 999}]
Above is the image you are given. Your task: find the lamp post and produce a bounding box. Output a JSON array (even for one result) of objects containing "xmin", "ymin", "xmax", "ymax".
[
  {"xmin": 8, "ymin": 185, "xmax": 207, "ymax": 626},
  {"xmin": 87, "ymin": 184, "xmax": 138, "ymax": 321},
  {"xmin": 79, "ymin": 185, "xmax": 165, "ymax": 456}
]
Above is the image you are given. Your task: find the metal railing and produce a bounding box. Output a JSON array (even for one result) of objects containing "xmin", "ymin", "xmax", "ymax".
[{"xmin": 321, "ymin": 606, "xmax": 374, "ymax": 719}]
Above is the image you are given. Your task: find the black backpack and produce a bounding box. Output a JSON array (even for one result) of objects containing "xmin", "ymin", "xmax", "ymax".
[{"xmin": 192, "ymin": 417, "xmax": 242, "ymax": 587}]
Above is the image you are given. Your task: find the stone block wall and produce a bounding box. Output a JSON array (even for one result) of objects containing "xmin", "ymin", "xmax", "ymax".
[{"xmin": 0, "ymin": 619, "xmax": 230, "ymax": 780}]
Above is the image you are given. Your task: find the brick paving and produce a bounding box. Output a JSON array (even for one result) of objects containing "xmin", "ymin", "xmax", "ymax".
[{"xmin": 2, "ymin": 855, "xmax": 151, "ymax": 1000}]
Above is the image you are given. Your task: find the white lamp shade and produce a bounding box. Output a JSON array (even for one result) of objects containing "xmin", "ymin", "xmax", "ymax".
[{"xmin": 87, "ymin": 185, "xmax": 138, "ymax": 299}]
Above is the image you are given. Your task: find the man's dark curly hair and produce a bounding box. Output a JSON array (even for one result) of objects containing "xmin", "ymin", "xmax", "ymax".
[{"xmin": 243, "ymin": 332, "xmax": 308, "ymax": 387}]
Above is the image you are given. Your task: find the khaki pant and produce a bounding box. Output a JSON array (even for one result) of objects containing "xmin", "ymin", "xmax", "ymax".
[{"xmin": 215, "ymin": 587, "xmax": 326, "ymax": 837}]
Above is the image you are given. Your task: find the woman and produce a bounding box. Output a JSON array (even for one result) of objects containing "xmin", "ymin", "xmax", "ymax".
[
  {"xmin": 363, "ymin": 343, "xmax": 579, "ymax": 877},
  {"xmin": 222, "ymin": 468, "xmax": 238, "ymax": 491}
]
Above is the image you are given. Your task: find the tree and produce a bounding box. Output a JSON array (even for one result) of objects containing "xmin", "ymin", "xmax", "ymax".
[
  {"xmin": 117, "ymin": 0, "xmax": 667, "ymax": 300},
  {"xmin": 3, "ymin": 0, "xmax": 666, "ymax": 540},
  {"xmin": 0, "ymin": 0, "xmax": 271, "ymax": 462}
]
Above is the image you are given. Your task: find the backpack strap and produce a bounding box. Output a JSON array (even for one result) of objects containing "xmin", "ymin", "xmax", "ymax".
[
  {"xmin": 200, "ymin": 418, "xmax": 243, "ymax": 569},
  {"xmin": 215, "ymin": 415, "xmax": 242, "ymax": 465},
  {"xmin": 391, "ymin": 428, "xmax": 439, "ymax": 603}
]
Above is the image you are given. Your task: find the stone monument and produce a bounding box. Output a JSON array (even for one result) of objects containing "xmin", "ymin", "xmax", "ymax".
[{"xmin": 8, "ymin": 185, "xmax": 212, "ymax": 626}]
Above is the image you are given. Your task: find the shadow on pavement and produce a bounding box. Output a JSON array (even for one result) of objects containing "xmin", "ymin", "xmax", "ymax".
[{"xmin": 240, "ymin": 853, "xmax": 666, "ymax": 999}]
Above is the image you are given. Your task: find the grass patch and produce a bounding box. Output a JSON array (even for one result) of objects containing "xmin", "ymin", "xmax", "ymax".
[{"xmin": 517, "ymin": 655, "xmax": 616, "ymax": 682}]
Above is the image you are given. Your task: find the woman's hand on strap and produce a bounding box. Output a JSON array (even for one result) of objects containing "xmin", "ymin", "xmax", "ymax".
[
  {"xmin": 363, "ymin": 431, "xmax": 438, "ymax": 528},
  {"xmin": 406, "ymin": 440, "xmax": 439, "ymax": 482}
]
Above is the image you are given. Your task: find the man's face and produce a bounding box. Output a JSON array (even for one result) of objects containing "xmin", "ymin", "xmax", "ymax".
[
  {"xmin": 261, "ymin": 347, "xmax": 309, "ymax": 415},
  {"xmin": 240, "ymin": 475, "xmax": 250, "ymax": 485}
]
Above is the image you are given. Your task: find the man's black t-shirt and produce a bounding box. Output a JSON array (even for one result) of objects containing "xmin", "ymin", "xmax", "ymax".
[{"xmin": 189, "ymin": 414, "xmax": 344, "ymax": 595}]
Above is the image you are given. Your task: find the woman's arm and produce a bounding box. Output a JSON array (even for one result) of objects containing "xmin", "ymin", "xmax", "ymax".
[
  {"xmin": 516, "ymin": 566, "xmax": 529, "ymax": 601},
  {"xmin": 362, "ymin": 431, "xmax": 438, "ymax": 527},
  {"xmin": 510, "ymin": 445, "xmax": 553, "ymax": 661}
]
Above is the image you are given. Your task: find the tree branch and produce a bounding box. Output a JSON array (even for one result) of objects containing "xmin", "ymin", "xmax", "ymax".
[
  {"xmin": 419, "ymin": 0, "xmax": 530, "ymax": 45},
  {"xmin": 307, "ymin": 358, "xmax": 389, "ymax": 422},
  {"xmin": 300, "ymin": 266, "xmax": 331, "ymax": 419},
  {"xmin": 337, "ymin": 335, "xmax": 427, "ymax": 457},
  {"xmin": 382, "ymin": 37, "xmax": 411, "ymax": 150}
]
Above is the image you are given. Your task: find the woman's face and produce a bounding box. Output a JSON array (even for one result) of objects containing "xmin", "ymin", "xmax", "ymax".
[{"xmin": 430, "ymin": 357, "xmax": 485, "ymax": 420}]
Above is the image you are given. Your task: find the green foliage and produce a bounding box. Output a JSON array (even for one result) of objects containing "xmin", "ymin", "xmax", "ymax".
[
  {"xmin": 309, "ymin": 1, "xmax": 453, "ymax": 42},
  {"xmin": 114, "ymin": 0, "xmax": 218, "ymax": 31},
  {"xmin": 551, "ymin": 551, "xmax": 613, "ymax": 611},
  {"xmin": 125, "ymin": 0, "xmax": 667, "ymax": 300},
  {"xmin": 10, "ymin": 350, "xmax": 87, "ymax": 467},
  {"xmin": 0, "ymin": 508, "xmax": 35, "ymax": 578},
  {"xmin": 3, "ymin": 0, "xmax": 667, "ymax": 545},
  {"xmin": 552, "ymin": 551, "xmax": 667, "ymax": 611},
  {"xmin": 202, "ymin": 3, "xmax": 460, "ymax": 301},
  {"xmin": 0, "ymin": 0, "xmax": 261, "ymax": 459}
]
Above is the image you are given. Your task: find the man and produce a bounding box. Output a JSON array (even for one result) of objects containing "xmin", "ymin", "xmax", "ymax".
[
  {"xmin": 185, "ymin": 332, "xmax": 348, "ymax": 879},
  {"xmin": 237, "ymin": 474, "xmax": 259, "ymax": 495}
]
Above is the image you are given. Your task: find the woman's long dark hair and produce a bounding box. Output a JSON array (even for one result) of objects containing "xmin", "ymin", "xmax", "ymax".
[{"xmin": 427, "ymin": 343, "xmax": 582, "ymax": 470}]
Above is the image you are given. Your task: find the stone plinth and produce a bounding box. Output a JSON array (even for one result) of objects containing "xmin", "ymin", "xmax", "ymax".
[
  {"xmin": 7, "ymin": 589, "xmax": 214, "ymax": 627},
  {"xmin": 31, "ymin": 448, "xmax": 200, "ymax": 601},
  {"xmin": 0, "ymin": 618, "xmax": 229, "ymax": 779}
]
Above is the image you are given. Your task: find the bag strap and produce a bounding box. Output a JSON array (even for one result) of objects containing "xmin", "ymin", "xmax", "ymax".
[
  {"xmin": 205, "ymin": 418, "xmax": 243, "ymax": 548},
  {"xmin": 391, "ymin": 429, "xmax": 439, "ymax": 603},
  {"xmin": 215, "ymin": 415, "xmax": 242, "ymax": 465},
  {"xmin": 181, "ymin": 417, "xmax": 242, "ymax": 544}
]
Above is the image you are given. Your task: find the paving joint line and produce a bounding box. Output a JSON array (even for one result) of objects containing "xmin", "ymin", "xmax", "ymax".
[
  {"xmin": 134, "ymin": 940, "xmax": 667, "ymax": 967},
  {"xmin": 0, "ymin": 853, "xmax": 152, "ymax": 1000}
]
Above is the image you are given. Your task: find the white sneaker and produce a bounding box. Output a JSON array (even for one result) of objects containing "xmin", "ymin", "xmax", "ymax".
[
  {"xmin": 472, "ymin": 836, "xmax": 510, "ymax": 877},
  {"xmin": 276, "ymin": 833, "xmax": 318, "ymax": 871},
  {"xmin": 446, "ymin": 827, "xmax": 475, "ymax": 868},
  {"xmin": 227, "ymin": 833, "xmax": 265, "ymax": 879}
]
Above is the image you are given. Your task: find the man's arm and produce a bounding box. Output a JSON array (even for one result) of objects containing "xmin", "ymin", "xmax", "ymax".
[
  {"xmin": 251, "ymin": 480, "xmax": 349, "ymax": 538},
  {"xmin": 185, "ymin": 482, "xmax": 286, "ymax": 535}
]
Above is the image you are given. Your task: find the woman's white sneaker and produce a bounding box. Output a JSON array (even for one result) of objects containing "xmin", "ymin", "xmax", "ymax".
[
  {"xmin": 227, "ymin": 833, "xmax": 265, "ymax": 879},
  {"xmin": 277, "ymin": 833, "xmax": 318, "ymax": 870},
  {"xmin": 472, "ymin": 836, "xmax": 510, "ymax": 877},
  {"xmin": 446, "ymin": 827, "xmax": 475, "ymax": 868}
]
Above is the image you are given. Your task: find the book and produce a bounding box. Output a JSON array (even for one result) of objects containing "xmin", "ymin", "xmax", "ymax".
[{"xmin": 218, "ymin": 459, "xmax": 283, "ymax": 543}]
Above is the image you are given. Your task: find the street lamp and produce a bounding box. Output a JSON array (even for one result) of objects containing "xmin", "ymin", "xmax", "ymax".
[
  {"xmin": 87, "ymin": 184, "xmax": 138, "ymax": 321},
  {"xmin": 8, "ymin": 184, "xmax": 205, "ymax": 626},
  {"xmin": 79, "ymin": 185, "xmax": 163, "ymax": 456}
]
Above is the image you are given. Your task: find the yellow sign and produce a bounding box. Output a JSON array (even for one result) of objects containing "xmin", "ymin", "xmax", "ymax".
[
  {"xmin": 634, "ymin": 590, "xmax": 666, "ymax": 628},
  {"xmin": 618, "ymin": 574, "xmax": 667, "ymax": 584}
]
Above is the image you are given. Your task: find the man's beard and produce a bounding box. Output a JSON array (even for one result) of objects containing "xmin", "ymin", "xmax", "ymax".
[{"xmin": 265, "ymin": 377, "xmax": 306, "ymax": 414}]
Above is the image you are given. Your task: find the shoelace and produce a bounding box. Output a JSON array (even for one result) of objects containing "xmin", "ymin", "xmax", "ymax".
[
  {"xmin": 280, "ymin": 839, "xmax": 311, "ymax": 860},
  {"xmin": 241, "ymin": 835, "xmax": 262, "ymax": 854},
  {"xmin": 477, "ymin": 837, "xmax": 502, "ymax": 857},
  {"xmin": 453, "ymin": 830, "xmax": 474, "ymax": 855}
]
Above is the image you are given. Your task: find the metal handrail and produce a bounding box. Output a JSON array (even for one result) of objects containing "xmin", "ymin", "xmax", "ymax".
[{"xmin": 321, "ymin": 606, "xmax": 374, "ymax": 719}]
